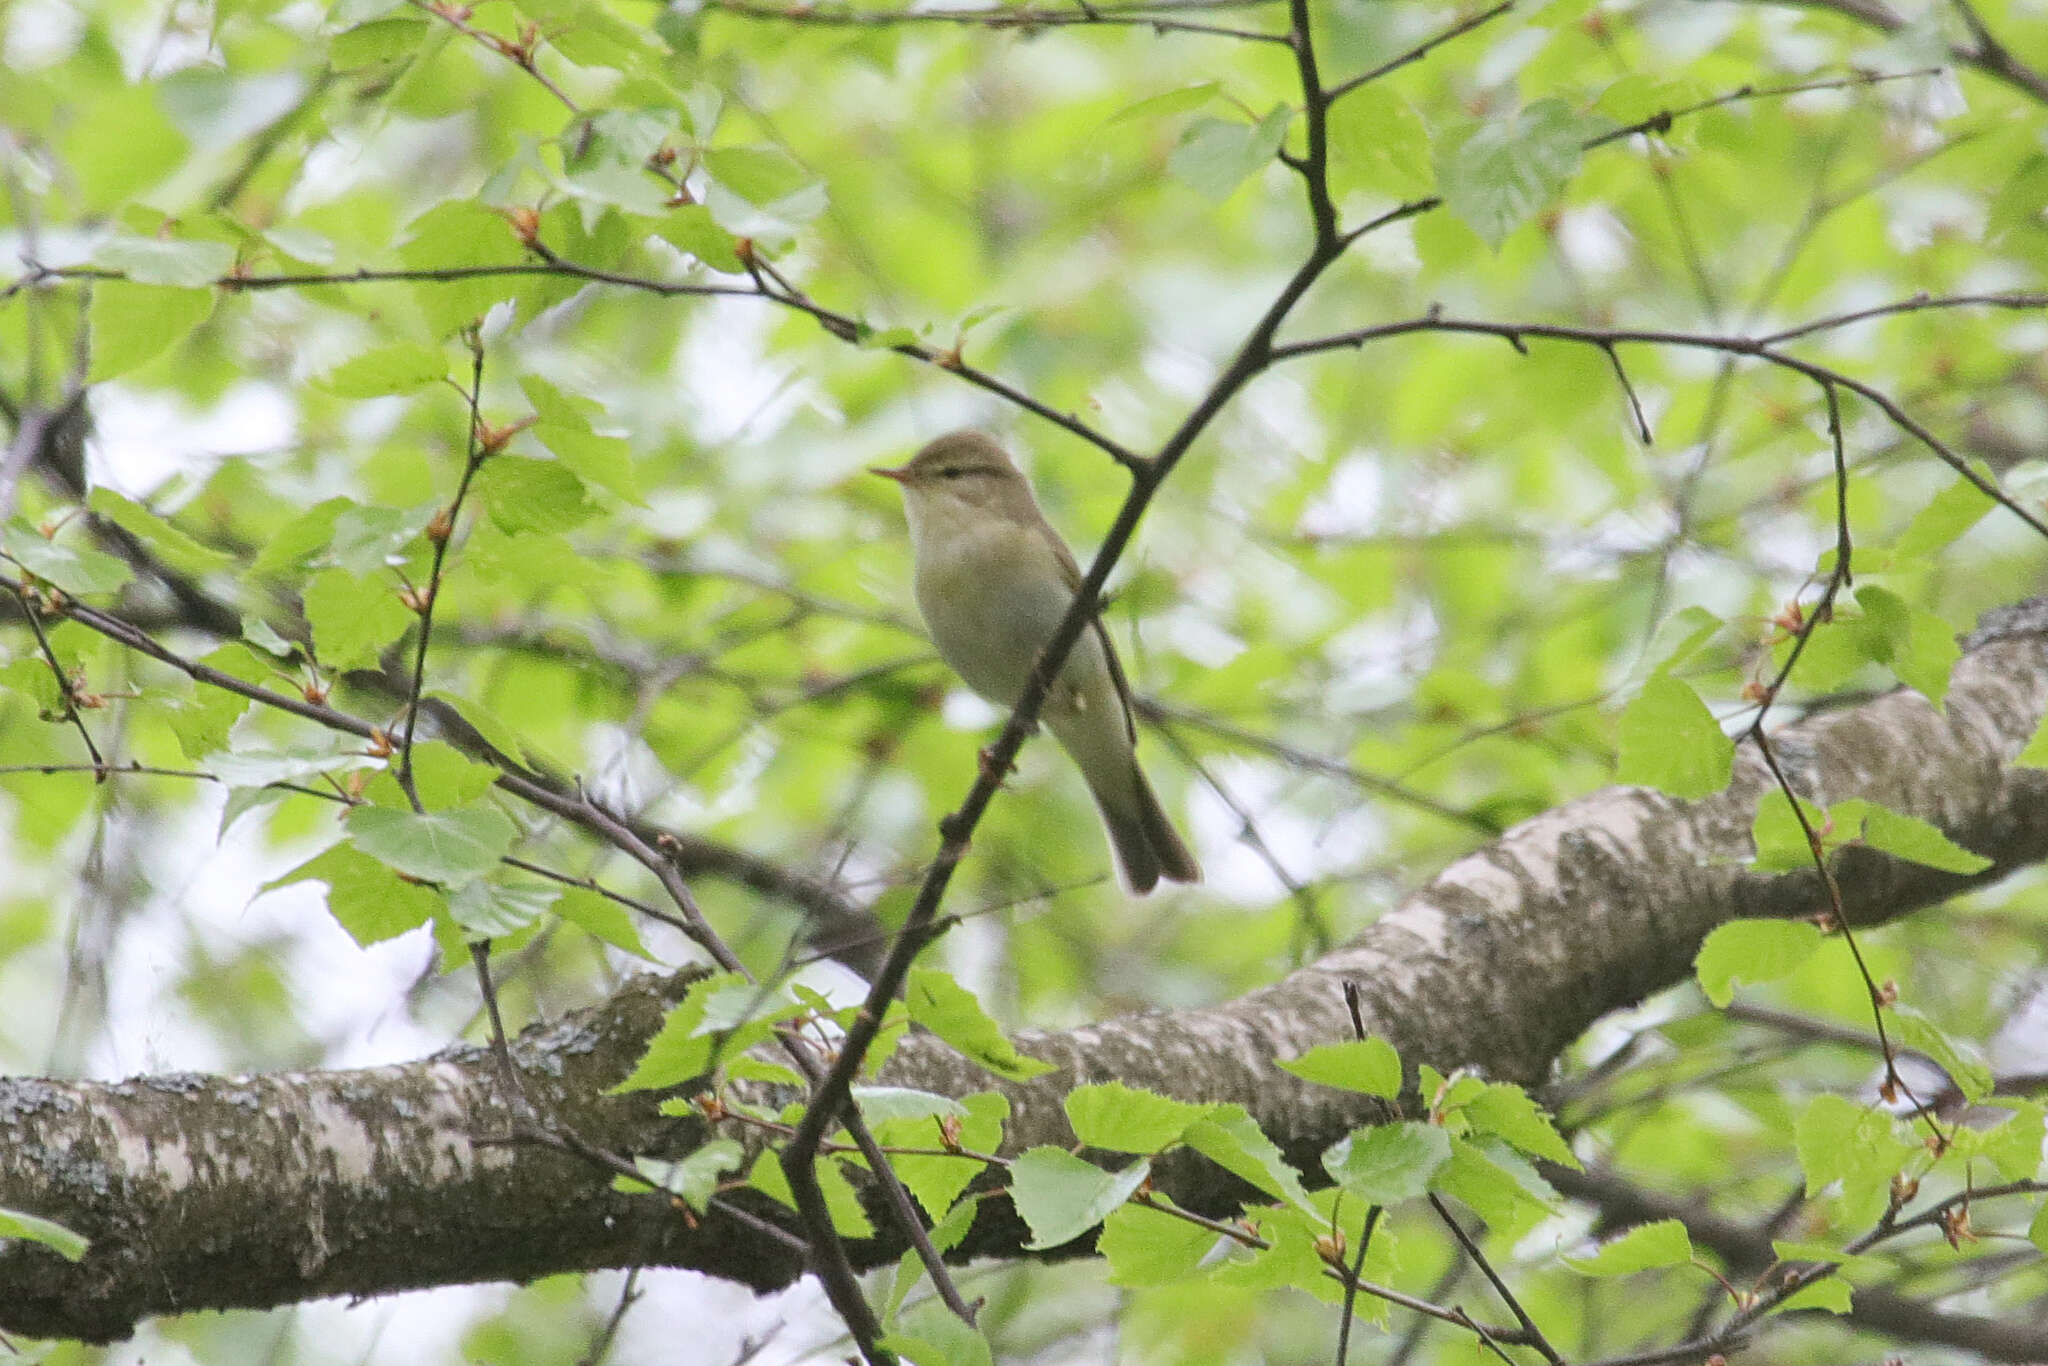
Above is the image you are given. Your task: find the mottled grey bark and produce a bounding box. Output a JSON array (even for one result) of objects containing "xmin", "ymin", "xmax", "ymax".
[{"xmin": 4, "ymin": 605, "xmax": 2046, "ymax": 1342}]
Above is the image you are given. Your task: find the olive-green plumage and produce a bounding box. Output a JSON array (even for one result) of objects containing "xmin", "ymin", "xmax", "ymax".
[{"xmin": 874, "ymin": 431, "xmax": 1200, "ymax": 893}]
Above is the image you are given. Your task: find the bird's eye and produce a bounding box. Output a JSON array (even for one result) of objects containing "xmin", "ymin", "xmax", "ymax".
[{"xmin": 940, "ymin": 466, "xmax": 966, "ymax": 479}]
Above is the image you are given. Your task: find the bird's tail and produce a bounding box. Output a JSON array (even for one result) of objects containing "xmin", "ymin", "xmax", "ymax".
[{"xmin": 1089, "ymin": 753, "xmax": 1201, "ymax": 895}]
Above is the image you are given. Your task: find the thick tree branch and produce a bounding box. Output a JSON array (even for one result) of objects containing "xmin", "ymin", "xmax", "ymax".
[{"xmin": 4, "ymin": 603, "xmax": 2046, "ymax": 1342}]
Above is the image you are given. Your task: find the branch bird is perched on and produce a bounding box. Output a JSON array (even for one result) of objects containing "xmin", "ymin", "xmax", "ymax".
[{"xmin": 873, "ymin": 431, "xmax": 1200, "ymax": 893}]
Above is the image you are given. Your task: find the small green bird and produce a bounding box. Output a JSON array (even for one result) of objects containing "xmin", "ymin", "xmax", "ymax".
[{"xmin": 874, "ymin": 431, "xmax": 1200, "ymax": 893}]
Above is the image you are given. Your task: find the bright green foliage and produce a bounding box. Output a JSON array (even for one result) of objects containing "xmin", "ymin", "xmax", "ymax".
[
  {"xmin": 1617, "ymin": 673, "xmax": 1735, "ymax": 799},
  {"xmin": 320, "ymin": 343, "xmax": 451, "ymax": 398},
  {"xmin": 1277, "ymin": 1038, "xmax": 1403, "ymax": 1098},
  {"xmin": 344, "ymin": 804, "xmax": 519, "ymax": 886},
  {"xmin": 267, "ymin": 842, "xmax": 441, "ymax": 946},
  {"xmin": 1828, "ymin": 799, "xmax": 1992, "ymax": 875},
  {"xmin": 1102, "ymin": 1201, "xmax": 1223, "ymax": 1290},
  {"xmin": 1565, "ymin": 1218, "xmax": 1693, "ymax": 1276},
  {"xmin": 1321, "ymin": 1120, "xmax": 1450, "ymax": 1205},
  {"xmin": 1888, "ymin": 1006, "xmax": 1994, "ymax": 1104},
  {"xmin": 612, "ymin": 971, "xmax": 750, "ymax": 1092},
  {"xmin": 1169, "ymin": 107, "xmax": 1292, "ymax": 202},
  {"xmin": 882, "ymin": 1306, "xmax": 994, "ymax": 1366},
  {"xmin": 1437, "ymin": 100, "xmax": 1597, "ymax": 247},
  {"xmin": 0, "ymin": 1207, "xmax": 89, "ymax": 1262},
  {"xmin": 1009, "ymin": 1146, "xmax": 1152, "ymax": 1251},
  {"xmin": 618, "ymin": 1139, "xmax": 744, "ymax": 1212},
  {"xmin": 1065, "ymin": 1082, "xmax": 1217, "ymax": 1152},
  {"xmin": 750, "ymin": 1147, "xmax": 874, "ymax": 1239},
  {"xmin": 1182, "ymin": 1106, "xmax": 1316, "ymax": 1213},
  {"xmin": 1696, "ymin": 919, "xmax": 1826, "ymax": 1006},
  {"xmin": 4, "ymin": 522, "xmax": 132, "ymax": 596},
  {"xmin": 882, "ymin": 1090, "xmax": 1009, "ymax": 1223},
  {"xmin": 1794, "ymin": 1094, "xmax": 1919, "ymax": 1224},
  {"xmin": 905, "ymin": 967, "xmax": 1055, "ymax": 1081}
]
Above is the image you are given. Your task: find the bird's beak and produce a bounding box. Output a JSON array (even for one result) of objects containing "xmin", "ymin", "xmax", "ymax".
[{"xmin": 870, "ymin": 464, "xmax": 911, "ymax": 484}]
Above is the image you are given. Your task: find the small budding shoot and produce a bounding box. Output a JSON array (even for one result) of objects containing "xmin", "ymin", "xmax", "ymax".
[
  {"xmin": 1314, "ymin": 1229, "xmax": 1346, "ymax": 1266},
  {"xmin": 1940, "ymin": 1205, "xmax": 1974, "ymax": 1249},
  {"xmin": 505, "ymin": 206, "xmax": 542, "ymax": 250},
  {"xmin": 366, "ymin": 729, "xmax": 395, "ymax": 758}
]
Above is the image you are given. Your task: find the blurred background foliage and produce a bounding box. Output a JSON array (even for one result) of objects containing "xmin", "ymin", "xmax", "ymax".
[{"xmin": 2, "ymin": 0, "xmax": 2046, "ymax": 1357}]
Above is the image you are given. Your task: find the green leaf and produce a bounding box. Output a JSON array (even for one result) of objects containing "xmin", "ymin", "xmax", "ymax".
[
  {"xmin": 169, "ymin": 683, "xmax": 251, "ymax": 763},
  {"xmin": 1888, "ymin": 467, "xmax": 1996, "ymax": 561},
  {"xmin": 1617, "ymin": 674, "xmax": 1734, "ymax": 799},
  {"xmin": 1829, "ymin": 798, "xmax": 1991, "ymax": 875},
  {"xmin": 1888, "ymin": 1006, "xmax": 1994, "ymax": 1103},
  {"xmin": 553, "ymin": 886, "xmax": 651, "ymax": 958},
  {"xmin": 1794, "ymin": 1094, "xmax": 1914, "ymax": 1224},
  {"xmin": 1990, "ymin": 153, "xmax": 2048, "ymax": 241},
  {"xmin": 616, "ymin": 1139, "xmax": 743, "ymax": 1212},
  {"xmin": 1277, "ymin": 1038, "xmax": 1402, "ymax": 1098},
  {"xmin": 1065, "ymin": 1083, "xmax": 1215, "ymax": 1153},
  {"xmin": 93, "ymin": 235, "xmax": 236, "ymax": 287},
  {"xmin": 330, "ymin": 14, "xmax": 429, "ymax": 67},
  {"xmin": 1322, "ymin": 1121, "xmax": 1450, "ymax": 1205},
  {"xmin": 266, "ymin": 841, "xmax": 439, "ymax": 945},
  {"xmin": 1327, "ymin": 86, "xmax": 1433, "ymax": 196},
  {"xmin": 1182, "ymin": 1105, "xmax": 1315, "ymax": 1212},
  {"xmin": 397, "ymin": 200, "xmax": 522, "ymax": 335},
  {"xmin": 301, "ymin": 567, "xmax": 413, "ymax": 670},
  {"xmin": 648, "ymin": 203, "xmax": 745, "ymax": 272},
  {"xmin": 1169, "ymin": 105, "xmax": 1291, "ymax": 201},
  {"xmin": 888, "ymin": 1090, "xmax": 1009, "ymax": 1223},
  {"xmin": 3, "ymin": 523, "xmax": 133, "ymax": 595},
  {"xmin": 475, "ymin": 456, "xmax": 596, "ymax": 535},
  {"xmin": 1435, "ymin": 1136, "xmax": 1558, "ymax": 1236},
  {"xmin": 533, "ymin": 422, "xmax": 643, "ymax": 506},
  {"xmin": 203, "ymin": 739, "xmax": 377, "ymax": 788},
  {"xmin": 320, "ymin": 342, "xmax": 448, "ymax": 397},
  {"xmin": 87, "ymin": 282, "xmax": 216, "ymax": 380},
  {"xmin": 1462, "ymin": 1083, "xmax": 1578, "ymax": 1168},
  {"xmin": 0, "ymin": 1206, "xmax": 89, "ymax": 1261},
  {"xmin": 1099, "ymin": 1199, "xmax": 1222, "ymax": 1286},
  {"xmin": 1008, "ymin": 1147, "xmax": 1151, "ymax": 1250},
  {"xmin": 881, "ymin": 1308, "xmax": 994, "ymax": 1366},
  {"xmin": 1437, "ymin": 100, "xmax": 1591, "ymax": 247},
  {"xmin": 318, "ymin": 504, "xmax": 429, "ymax": 577},
  {"xmin": 1972, "ymin": 1102, "xmax": 2045, "ymax": 1182},
  {"xmin": 905, "ymin": 967, "xmax": 1055, "ymax": 1081},
  {"xmin": 87, "ymin": 489, "xmax": 235, "ymax": 576},
  {"xmin": 1750, "ymin": 789, "xmax": 1825, "ymax": 872},
  {"xmin": 1854, "ymin": 585, "xmax": 1959, "ymax": 709},
  {"xmin": 1565, "ymin": 1219, "xmax": 1692, "ymax": 1275},
  {"xmin": 850, "ymin": 1086, "xmax": 967, "ymax": 1127},
  {"xmin": 1770, "ymin": 1238, "xmax": 1890, "ymax": 1283},
  {"xmin": 345, "ymin": 804, "xmax": 518, "ymax": 886},
  {"xmin": 391, "ymin": 741, "xmax": 501, "ymax": 810},
  {"xmin": 2031, "ymin": 1200, "xmax": 2048, "ymax": 1256},
  {"xmin": 750, "ymin": 1149, "xmax": 873, "ymax": 1238},
  {"xmin": 1641, "ymin": 605, "xmax": 1725, "ymax": 676},
  {"xmin": 1694, "ymin": 919, "xmax": 1825, "ymax": 1007},
  {"xmin": 1108, "ymin": 82, "xmax": 1219, "ymax": 125},
  {"xmin": 613, "ymin": 972, "xmax": 749, "ymax": 1092},
  {"xmin": 446, "ymin": 879, "xmax": 557, "ymax": 938},
  {"xmin": 1774, "ymin": 1276, "xmax": 1853, "ymax": 1314}
]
